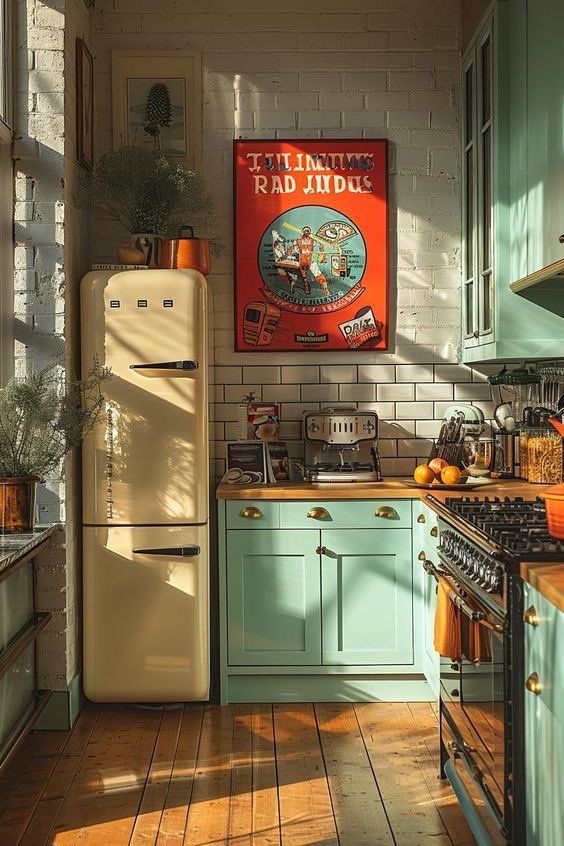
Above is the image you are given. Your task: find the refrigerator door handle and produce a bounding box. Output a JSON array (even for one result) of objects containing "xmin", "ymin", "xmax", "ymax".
[
  {"xmin": 129, "ymin": 360, "xmax": 199, "ymax": 372},
  {"xmin": 132, "ymin": 545, "xmax": 201, "ymax": 557}
]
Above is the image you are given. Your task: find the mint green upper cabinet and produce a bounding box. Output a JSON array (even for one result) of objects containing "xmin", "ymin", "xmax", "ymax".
[
  {"xmin": 462, "ymin": 9, "xmax": 509, "ymax": 359},
  {"xmin": 526, "ymin": 0, "xmax": 564, "ymax": 276},
  {"xmin": 524, "ymin": 584, "xmax": 564, "ymax": 845},
  {"xmin": 227, "ymin": 529, "xmax": 321, "ymax": 666},
  {"xmin": 462, "ymin": 0, "xmax": 564, "ymax": 363},
  {"xmin": 321, "ymin": 529, "xmax": 413, "ymax": 666}
]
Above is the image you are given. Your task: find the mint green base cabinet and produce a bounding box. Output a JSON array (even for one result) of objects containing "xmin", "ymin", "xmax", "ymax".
[
  {"xmin": 227, "ymin": 529, "xmax": 321, "ymax": 666},
  {"xmin": 413, "ymin": 501, "xmax": 441, "ymax": 698},
  {"xmin": 524, "ymin": 584, "xmax": 564, "ymax": 846},
  {"xmin": 218, "ymin": 499, "xmax": 433, "ymax": 705}
]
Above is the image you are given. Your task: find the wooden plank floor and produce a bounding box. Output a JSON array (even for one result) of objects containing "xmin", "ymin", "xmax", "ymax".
[{"xmin": 0, "ymin": 703, "xmax": 475, "ymax": 846}]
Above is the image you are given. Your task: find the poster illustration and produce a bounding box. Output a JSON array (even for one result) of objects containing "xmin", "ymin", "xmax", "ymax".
[{"xmin": 234, "ymin": 139, "xmax": 389, "ymax": 352}]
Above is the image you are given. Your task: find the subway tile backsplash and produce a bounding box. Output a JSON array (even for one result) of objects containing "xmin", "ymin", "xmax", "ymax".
[{"xmin": 211, "ymin": 362, "xmax": 496, "ymax": 476}]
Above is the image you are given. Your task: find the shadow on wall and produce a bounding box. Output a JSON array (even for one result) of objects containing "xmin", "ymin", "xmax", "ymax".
[{"xmin": 13, "ymin": 4, "xmax": 68, "ymax": 522}]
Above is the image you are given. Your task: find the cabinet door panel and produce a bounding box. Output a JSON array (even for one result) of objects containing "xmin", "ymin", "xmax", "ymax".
[
  {"xmin": 227, "ymin": 530, "xmax": 321, "ymax": 666},
  {"xmin": 321, "ymin": 529, "xmax": 413, "ymax": 666}
]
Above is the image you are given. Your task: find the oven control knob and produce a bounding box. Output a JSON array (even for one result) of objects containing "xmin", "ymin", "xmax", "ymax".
[{"xmin": 486, "ymin": 565, "xmax": 504, "ymax": 594}]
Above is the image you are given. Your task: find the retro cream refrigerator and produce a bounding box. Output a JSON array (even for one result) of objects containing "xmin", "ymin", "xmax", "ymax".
[{"xmin": 81, "ymin": 268, "xmax": 209, "ymax": 702}]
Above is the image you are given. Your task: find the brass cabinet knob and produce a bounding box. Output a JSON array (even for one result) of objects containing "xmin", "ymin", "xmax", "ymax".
[
  {"xmin": 418, "ymin": 550, "xmax": 426, "ymax": 561},
  {"xmin": 316, "ymin": 545, "xmax": 327, "ymax": 556},
  {"xmin": 375, "ymin": 505, "xmax": 398, "ymax": 520},
  {"xmin": 430, "ymin": 526, "xmax": 438, "ymax": 537},
  {"xmin": 524, "ymin": 605, "xmax": 539, "ymax": 627},
  {"xmin": 473, "ymin": 330, "xmax": 480, "ymax": 338},
  {"xmin": 239, "ymin": 506, "xmax": 263, "ymax": 520},
  {"xmin": 307, "ymin": 506, "xmax": 331, "ymax": 521},
  {"xmin": 417, "ymin": 514, "xmax": 426, "ymax": 524},
  {"xmin": 525, "ymin": 672, "xmax": 542, "ymax": 695}
]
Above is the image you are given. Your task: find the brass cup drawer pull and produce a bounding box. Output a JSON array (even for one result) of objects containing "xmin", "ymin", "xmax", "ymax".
[
  {"xmin": 526, "ymin": 672, "xmax": 542, "ymax": 695},
  {"xmin": 417, "ymin": 514, "xmax": 426, "ymax": 524},
  {"xmin": 430, "ymin": 526, "xmax": 438, "ymax": 537},
  {"xmin": 239, "ymin": 506, "xmax": 263, "ymax": 520},
  {"xmin": 524, "ymin": 605, "xmax": 539, "ymax": 626},
  {"xmin": 307, "ymin": 506, "xmax": 331, "ymax": 521},
  {"xmin": 375, "ymin": 505, "xmax": 398, "ymax": 520},
  {"xmin": 418, "ymin": 550, "xmax": 426, "ymax": 561}
]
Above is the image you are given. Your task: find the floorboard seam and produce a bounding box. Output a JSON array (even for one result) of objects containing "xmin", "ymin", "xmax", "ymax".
[
  {"xmin": 312, "ymin": 703, "xmax": 342, "ymax": 846},
  {"xmin": 352, "ymin": 704, "xmax": 398, "ymax": 846}
]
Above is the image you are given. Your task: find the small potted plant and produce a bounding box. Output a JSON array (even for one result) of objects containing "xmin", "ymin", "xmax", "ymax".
[
  {"xmin": 78, "ymin": 145, "xmax": 217, "ymax": 266},
  {"xmin": 0, "ymin": 363, "xmax": 109, "ymax": 533}
]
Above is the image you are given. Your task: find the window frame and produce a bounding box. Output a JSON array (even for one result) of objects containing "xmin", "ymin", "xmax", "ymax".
[{"xmin": 0, "ymin": 0, "xmax": 14, "ymax": 384}]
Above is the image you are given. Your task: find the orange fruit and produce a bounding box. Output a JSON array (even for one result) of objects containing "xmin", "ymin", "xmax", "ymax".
[
  {"xmin": 441, "ymin": 465, "xmax": 462, "ymax": 485},
  {"xmin": 414, "ymin": 464, "xmax": 436, "ymax": 485},
  {"xmin": 429, "ymin": 457, "xmax": 448, "ymax": 475}
]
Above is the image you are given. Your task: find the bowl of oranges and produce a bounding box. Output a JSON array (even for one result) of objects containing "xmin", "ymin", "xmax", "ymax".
[{"xmin": 411, "ymin": 458, "xmax": 469, "ymax": 489}]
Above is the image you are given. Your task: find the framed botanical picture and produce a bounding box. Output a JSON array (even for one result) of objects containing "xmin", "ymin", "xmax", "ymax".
[
  {"xmin": 76, "ymin": 38, "xmax": 94, "ymax": 170},
  {"xmin": 111, "ymin": 50, "xmax": 202, "ymax": 170},
  {"xmin": 233, "ymin": 139, "xmax": 389, "ymax": 352}
]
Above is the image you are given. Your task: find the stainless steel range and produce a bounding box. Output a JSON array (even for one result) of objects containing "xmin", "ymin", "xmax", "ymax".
[{"xmin": 425, "ymin": 495, "xmax": 564, "ymax": 846}]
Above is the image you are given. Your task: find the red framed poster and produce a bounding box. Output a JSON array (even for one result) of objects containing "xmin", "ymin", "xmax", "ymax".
[{"xmin": 234, "ymin": 139, "xmax": 389, "ymax": 352}]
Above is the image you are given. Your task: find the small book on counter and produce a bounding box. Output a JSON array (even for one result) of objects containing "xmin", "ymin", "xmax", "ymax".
[{"xmin": 223, "ymin": 441, "xmax": 290, "ymax": 485}]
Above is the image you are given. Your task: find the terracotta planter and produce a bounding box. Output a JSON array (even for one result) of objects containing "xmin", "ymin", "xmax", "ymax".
[{"xmin": 0, "ymin": 477, "xmax": 40, "ymax": 533}]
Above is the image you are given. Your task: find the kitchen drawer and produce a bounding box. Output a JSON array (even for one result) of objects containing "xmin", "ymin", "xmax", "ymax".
[
  {"xmin": 280, "ymin": 499, "xmax": 411, "ymax": 529},
  {"xmin": 0, "ymin": 561, "xmax": 34, "ymax": 655},
  {"xmin": 0, "ymin": 641, "xmax": 36, "ymax": 756},
  {"xmin": 226, "ymin": 501, "xmax": 280, "ymax": 529}
]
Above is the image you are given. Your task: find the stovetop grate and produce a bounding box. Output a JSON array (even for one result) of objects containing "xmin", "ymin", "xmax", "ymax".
[{"xmin": 443, "ymin": 496, "xmax": 564, "ymax": 559}]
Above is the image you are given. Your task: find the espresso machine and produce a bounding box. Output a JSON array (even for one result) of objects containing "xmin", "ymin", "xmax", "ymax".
[{"xmin": 303, "ymin": 407, "xmax": 382, "ymax": 482}]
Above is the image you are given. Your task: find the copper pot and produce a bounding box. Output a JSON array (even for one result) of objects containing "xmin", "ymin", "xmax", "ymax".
[
  {"xmin": 0, "ymin": 477, "xmax": 40, "ymax": 533},
  {"xmin": 159, "ymin": 227, "xmax": 211, "ymax": 275}
]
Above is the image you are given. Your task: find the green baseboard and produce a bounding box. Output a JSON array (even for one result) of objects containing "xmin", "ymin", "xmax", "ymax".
[
  {"xmin": 34, "ymin": 671, "xmax": 84, "ymax": 731},
  {"xmin": 222, "ymin": 674, "xmax": 433, "ymax": 705}
]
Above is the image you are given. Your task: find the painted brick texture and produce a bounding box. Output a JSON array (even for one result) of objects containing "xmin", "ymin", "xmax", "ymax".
[
  {"xmin": 14, "ymin": 0, "xmax": 92, "ymax": 690},
  {"xmin": 89, "ymin": 0, "xmax": 485, "ymax": 480}
]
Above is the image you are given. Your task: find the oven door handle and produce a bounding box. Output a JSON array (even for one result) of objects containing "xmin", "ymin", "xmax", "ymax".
[
  {"xmin": 447, "ymin": 741, "xmax": 506, "ymax": 832},
  {"xmin": 447, "ymin": 586, "xmax": 504, "ymax": 632},
  {"xmin": 448, "ymin": 589, "xmax": 485, "ymax": 623}
]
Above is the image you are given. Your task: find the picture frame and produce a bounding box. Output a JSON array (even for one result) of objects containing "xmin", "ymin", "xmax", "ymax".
[
  {"xmin": 233, "ymin": 139, "xmax": 389, "ymax": 352},
  {"xmin": 111, "ymin": 50, "xmax": 202, "ymax": 171},
  {"xmin": 76, "ymin": 38, "xmax": 94, "ymax": 170}
]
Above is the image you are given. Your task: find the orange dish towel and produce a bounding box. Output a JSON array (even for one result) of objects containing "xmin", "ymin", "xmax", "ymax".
[
  {"xmin": 434, "ymin": 576, "xmax": 461, "ymax": 661},
  {"xmin": 461, "ymin": 615, "xmax": 493, "ymax": 664}
]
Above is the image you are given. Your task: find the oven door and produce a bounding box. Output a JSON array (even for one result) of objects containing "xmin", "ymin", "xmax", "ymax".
[{"xmin": 440, "ymin": 578, "xmax": 508, "ymax": 841}]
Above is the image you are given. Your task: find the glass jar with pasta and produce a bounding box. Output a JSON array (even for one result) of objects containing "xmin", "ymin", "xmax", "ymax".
[
  {"xmin": 527, "ymin": 429, "xmax": 563, "ymax": 484},
  {"xmin": 519, "ymin": 430, "xmax": 530, "ymax": 480}
]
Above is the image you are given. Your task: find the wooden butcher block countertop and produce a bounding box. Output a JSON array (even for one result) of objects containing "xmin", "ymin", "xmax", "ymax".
[
  {"xmin": 216, "ymin": 477, "xmax": 548, "ymax": 502},
  {"xmin": 520, "ymin": 563, "xmax": 564, "ymax": 613}
]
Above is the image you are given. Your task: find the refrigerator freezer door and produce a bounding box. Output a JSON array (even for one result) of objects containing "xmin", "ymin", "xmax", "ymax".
[
  {"xmin": 81, "ymin": 269, "xmax": 208, "ymax": 526},
  {"xmin": 83, "ymin": 524, "xmax": 209, "ymax": 702}
]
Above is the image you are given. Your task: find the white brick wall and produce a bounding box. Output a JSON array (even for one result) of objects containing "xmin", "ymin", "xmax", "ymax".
[
  {"xmin": 14, "ymin": 0, "xmax": 93, "ymax": 691},
  {"xmin": 88, "ymin": 0, "xmax": 499, "ymax": 480}
]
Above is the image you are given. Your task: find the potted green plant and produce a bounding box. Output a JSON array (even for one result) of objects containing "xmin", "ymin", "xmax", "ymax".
[
  {"xmin": 78, "ymin": 145, "xmax": 217, "ymax": 266},
  {"xmin": 0, "ymin": 363, "xmax": 109, "ymax": 533}
]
